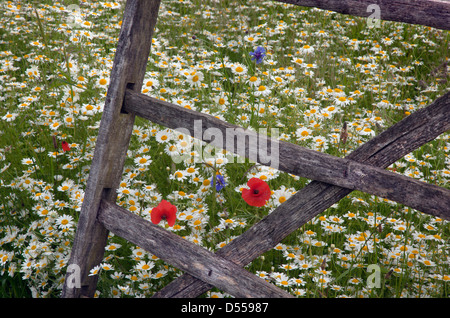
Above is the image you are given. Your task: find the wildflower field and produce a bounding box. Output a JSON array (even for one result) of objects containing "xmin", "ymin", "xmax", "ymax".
[{"xmin": 0, "ymin": 0, "xmax": 449, "ymax": 298}]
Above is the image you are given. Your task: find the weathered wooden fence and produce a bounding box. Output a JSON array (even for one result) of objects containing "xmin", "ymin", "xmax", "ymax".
[{"xmin": 61, "ymin": 0, "xmax": 450, "ymax": 298}]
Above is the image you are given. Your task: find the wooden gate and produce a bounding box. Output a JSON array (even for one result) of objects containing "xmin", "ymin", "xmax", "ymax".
[{"xmin": 61, "ymin": 0, "xmax": 450, "ymax": 298}]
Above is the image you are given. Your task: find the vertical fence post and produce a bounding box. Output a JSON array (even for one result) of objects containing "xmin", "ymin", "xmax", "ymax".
[
  {"xmin": 61, "ymin": 0, "xmax": 162, "ymax": 298},
  {"xmin": 59, "ymin": 0, "xmax": 450, "ymax": 299}
]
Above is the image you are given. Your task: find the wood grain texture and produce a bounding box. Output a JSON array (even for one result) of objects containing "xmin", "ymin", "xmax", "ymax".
[
  {"xmin": 61, "ymin": 0, "xmax": 161, "ymax": 298},
  {"xmin": 153, "ymin": 91, "xmax": 450, "ymax": 298},
  {"xmin": 97, "ymin": 200, "xmax": 294, "ymax": 298},
  {"xmin": 124, "ymin": 89, "xmax": 450, "ymax": 219},
  {"xmin": 274, "ymin": 0, "xmax": 450, "ymax": 30},
  {"xmin": 62, "ymin": 0, "xmax": 450, "ymax": 299}
]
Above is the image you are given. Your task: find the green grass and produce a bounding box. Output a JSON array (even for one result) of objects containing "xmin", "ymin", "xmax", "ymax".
[{"xmin": 0, "ymin": 0, "xmax": 448, "ymax": 298}]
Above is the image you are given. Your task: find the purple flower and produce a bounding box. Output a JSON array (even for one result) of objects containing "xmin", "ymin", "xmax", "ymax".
[
  {"xmin": 250, "ymin": 46, "xmax": 266, "ymax": 64},
  {"xmin": 212, "ymin": 174, "xmax": 227, "ymax": 191}
]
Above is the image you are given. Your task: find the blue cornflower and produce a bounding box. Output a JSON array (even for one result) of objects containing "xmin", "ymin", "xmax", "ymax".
[
  {"xmin": 249, "ymin": 46, "xmax": 266, "ymax": 64},
  {"xmin": 213, "ymin": 174, "xmax": 227, "ymax": 191}
]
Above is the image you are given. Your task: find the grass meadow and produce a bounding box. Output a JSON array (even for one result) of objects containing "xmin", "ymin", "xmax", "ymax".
[{"xmin": 0, "ymin": 0, "xmax": 449, "ymax": 298}]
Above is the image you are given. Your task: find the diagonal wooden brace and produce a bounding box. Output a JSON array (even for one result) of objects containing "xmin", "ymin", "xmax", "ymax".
[
  {"xmin": 97, "ymin": 200, "xmax": 294, "ymax": 298},
  {"xmin": 153, "ymin": 90, "xmax": 450, "ymax": 298},
  {"xmin": 62, "ymin": 0, "xmax": 450, "ymax": 299}
]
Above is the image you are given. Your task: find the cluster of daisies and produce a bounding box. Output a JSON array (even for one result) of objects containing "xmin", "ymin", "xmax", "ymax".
[{"xmin": 0, "ymin": 0, "xmax": 448, "ymax": 298}]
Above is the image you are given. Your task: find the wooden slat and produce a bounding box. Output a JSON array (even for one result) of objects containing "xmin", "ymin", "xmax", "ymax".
[
  {"xmin": 153, "ymin": 90, "xmax": 450, "ymax": 298},
  {"xmin": 123, "ymin": 89, "xmax": 450, "ymax": 219},
  {"xmin": 97, "ymin": 199, "xmax": 294, "ymax": 298},
  {"xmin": 61, "ymin": 0, "xmax": 162, "ymax": 298},
  {"xmin": 60, "ymin": 0, "xmax": 450, "ymax": 300},
  {"xmin": 274, "ymin": 0, "xmax": 450, "ymax": 31}
]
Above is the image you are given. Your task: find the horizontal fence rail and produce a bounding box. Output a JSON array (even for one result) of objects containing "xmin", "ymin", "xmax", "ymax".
[
  {"xmin": 123, "ymin": 89, "xmax": 450, "ymax": 219},
  {"xmin": 62, "ymin": 0, "xmax": 450, "ymax": 299},
  {"xmin": 152, "ymin": 90, "xmax": 450, "ymax": 298},
  {"xmin": 97, "ymin": 199, "xmax": 294, "ymax": 298},
  {"xmin": 274, "ymin": 0, "xmax": 450, "ymax": 31}
]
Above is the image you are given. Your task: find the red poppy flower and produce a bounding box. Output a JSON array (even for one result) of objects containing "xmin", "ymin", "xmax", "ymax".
[
  {"xmin": 151, "ymin": 200, "xmax": 177, "ymax": 227},
  {"xmin": 242, "ymin": 177, "xmax": 271, "ymax": 207},
  {"xmin": 62, "ymin": 141, "xmax": 71, "ymax": 152}
]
